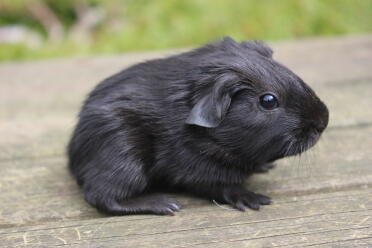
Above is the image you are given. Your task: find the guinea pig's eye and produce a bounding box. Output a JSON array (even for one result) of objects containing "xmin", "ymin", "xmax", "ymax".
[{"xmin": 259, "ymin": 94, "xmax": 279, "ymax": 110}]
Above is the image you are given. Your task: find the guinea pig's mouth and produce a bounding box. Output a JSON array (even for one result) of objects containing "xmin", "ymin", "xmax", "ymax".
[{"xmin": 284, "ymin": 131, "xmax": 321, "ymax": 157}]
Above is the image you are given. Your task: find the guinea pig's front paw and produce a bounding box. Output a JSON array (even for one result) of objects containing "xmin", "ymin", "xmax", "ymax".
[{"xmin": 222, "ymin": 186, "xmax": 271, "ymax": 211}]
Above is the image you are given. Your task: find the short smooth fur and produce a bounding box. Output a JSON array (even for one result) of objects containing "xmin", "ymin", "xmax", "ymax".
[{"xmin": 68, "ymin": 37, "xmax": 329, "ymax": 215}]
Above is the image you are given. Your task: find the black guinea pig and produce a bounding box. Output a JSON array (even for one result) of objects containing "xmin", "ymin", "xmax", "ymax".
[{"xmin": 68, "ymin": 37, "xmax": 329, "ymax": 215}]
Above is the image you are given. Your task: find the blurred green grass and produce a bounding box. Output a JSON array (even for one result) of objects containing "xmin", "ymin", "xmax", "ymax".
[{"xmin": 1, "ymin": 0, "xmax": 372, "ymax": 61}]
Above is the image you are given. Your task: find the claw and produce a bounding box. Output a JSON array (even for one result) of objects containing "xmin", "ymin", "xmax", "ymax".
[
  {"xmin": 234, "ymin": 201, "xmax": 246, "ymax": 211},
  {"xmin": 170, "ymin": 203, "xmax": 180, "ymax": 211},
  {"xmin": 256, "ymin": 194, "xmax": 272, "ymax": 205},
  {"xmin": 246, "ymin": 202, "xmax": 260, "ymax": 210},
  {"xmin": 163, "ymin": 208, "xmax": 175, "ymax": 216}
]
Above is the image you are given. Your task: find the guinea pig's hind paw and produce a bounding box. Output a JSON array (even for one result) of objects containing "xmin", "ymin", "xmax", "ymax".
[
  {"xmin": 152, "ymin": 200, "xmax": 181, "ymax": 216},
  {"xmin": 128, "ymin": 195, "xmax": 181, "ymax": 216},
  {"xmin": 223, "ymin": 188, "xmax": 271, "ymax": 211},
  {"xmin": 95, "ymin": 195, "xmax": 181, "ymax": 216}
]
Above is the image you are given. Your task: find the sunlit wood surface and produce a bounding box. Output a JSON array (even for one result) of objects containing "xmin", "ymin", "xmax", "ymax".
[{"xmin": 1, "ymin": 34, "xmax": 371, "ymax": 248}]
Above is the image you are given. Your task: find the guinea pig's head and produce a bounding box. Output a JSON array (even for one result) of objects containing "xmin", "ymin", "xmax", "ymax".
[{"xmin": 186, "ymin": 37, "xmax": 329, "ymax": 164}]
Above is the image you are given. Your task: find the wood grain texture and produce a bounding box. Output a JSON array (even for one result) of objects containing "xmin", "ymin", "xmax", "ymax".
[
  {"xmin": 0, "ymin": 125, "xmax": 371, "ymax": 227},
  {"xmin": 0, "ymin": 34, "xmax": 371, "ymax": 247},
  {"xmin": 0, "ymin": 189, "xmax": 370, "ymax": 247}
]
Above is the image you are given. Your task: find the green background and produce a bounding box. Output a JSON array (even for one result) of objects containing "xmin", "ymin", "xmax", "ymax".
[{"xmin": 0, "ymin": 0, "xmax": 371, "ymax": 61}]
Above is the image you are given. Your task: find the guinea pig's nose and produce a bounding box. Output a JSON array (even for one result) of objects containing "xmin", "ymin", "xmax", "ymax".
[
  {"xmin": 308, "ymin": 121, "xmax": 325, "ymax": 134},
  {"xmin": 315, "ymin": 121, "xmax": 327, "ymax": 133},
  {"xmin": 314, "ymin": 105, "xmax": 329, "ymax": 133}
]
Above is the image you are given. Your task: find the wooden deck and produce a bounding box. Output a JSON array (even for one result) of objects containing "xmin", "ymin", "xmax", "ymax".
[{"xmin": 1, "ymin": 35, "xmax": 372, "ymax": 248}]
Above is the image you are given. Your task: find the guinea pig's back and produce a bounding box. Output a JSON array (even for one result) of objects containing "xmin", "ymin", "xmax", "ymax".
[{"xmin": 68, "ymin": 57, "xmax": 192, "ymax": 175}]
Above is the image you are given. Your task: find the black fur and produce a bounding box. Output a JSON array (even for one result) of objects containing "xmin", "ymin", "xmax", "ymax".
[{"xmin": 68, "ymin": 37, "xmax": 329, "ymax": 215}]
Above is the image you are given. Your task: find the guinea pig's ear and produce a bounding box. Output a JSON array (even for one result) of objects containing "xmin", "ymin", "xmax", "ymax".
[
  {"xmin": 241, "ymin": 41, "xmax": 273, "ymax": 58},
  {"xmin": 186, "ymin": 77, "xmax": 248, "ymax": 128}
]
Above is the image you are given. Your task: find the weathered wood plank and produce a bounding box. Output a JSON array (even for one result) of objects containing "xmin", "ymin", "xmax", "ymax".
[
  {"xmin": 189, "ymin": 228, "xmax": 372, "ymax": 248},
  {"xmin": 0, "ymin": 189, "xmax": 370, "ymax": 247},
  {"xmin": 301, "ymin": 238, "xmax": 372, "ymax": 248},
  {"xmin": 272, "ymin": 34, "xmax": 372, "ymax": 85},
  {"xmin": 0, "ymin": 125, "xmax": 371, "ymax": 227}
]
